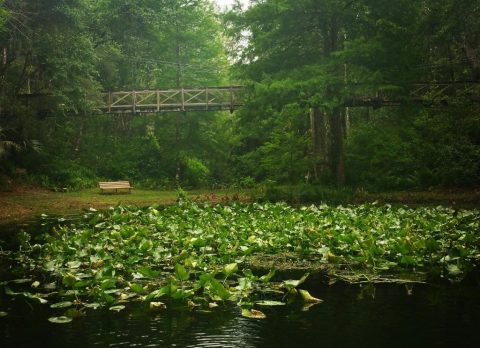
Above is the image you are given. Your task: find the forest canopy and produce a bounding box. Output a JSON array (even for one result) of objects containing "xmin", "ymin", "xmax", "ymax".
[{"xmin": 0, "ymin": 0, "xmax": 479, "ymax": 192}]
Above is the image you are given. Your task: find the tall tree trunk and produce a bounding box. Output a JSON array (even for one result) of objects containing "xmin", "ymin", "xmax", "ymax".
[
  {"xmin": 310, "ymin": 107, "xmax": 329, "ymax": 181},
  {"xmin": 329, "ymin": 107, "xmax": 346, "ymax": 186},
  {"xmin": 74, "ymin": 118, "xmax": 85, "ymax": 153},
  {"xmin": 175, "ymin": 42, "xmax": 183, "ymax": 184}
]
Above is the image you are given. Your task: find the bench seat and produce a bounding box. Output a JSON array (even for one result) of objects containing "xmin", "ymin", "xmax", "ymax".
[{"xmin": 99, "ymin": 181, "xmax": 132, "ymax": 194}]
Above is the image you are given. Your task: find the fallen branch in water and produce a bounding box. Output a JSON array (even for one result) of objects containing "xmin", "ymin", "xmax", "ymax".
[{"xmin": 330, "ymin": 271, "xmax": 427, "ymax": 285}]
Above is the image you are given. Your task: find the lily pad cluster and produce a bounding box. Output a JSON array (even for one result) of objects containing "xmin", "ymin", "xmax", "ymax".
[{"xmin": 3, "ymin": 202, "xmax": 479, "ymax": 321}]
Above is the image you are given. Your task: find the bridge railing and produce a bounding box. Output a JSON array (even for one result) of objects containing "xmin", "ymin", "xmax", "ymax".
[{"xmin": 101, "ymin": 86, "xmax": 243, "ymax": 114}]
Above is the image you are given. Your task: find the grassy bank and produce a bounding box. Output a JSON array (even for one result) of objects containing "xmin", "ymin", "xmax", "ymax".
[
  {"xmin": 0, "ymin": 186, "xmax": 248, "ymax": 223},
  {"xmin": 1, "ymin": 185, "xmax": 479, "ymax": 224}
]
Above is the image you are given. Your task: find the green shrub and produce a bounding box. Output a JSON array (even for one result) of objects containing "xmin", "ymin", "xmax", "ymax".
[
  {"xmin": 238, "ymin": 176, "xmax": 256, "ymax": 189},
  {"xmin": 28, "ymin": 160, "xmax": 97, "ymax": 191},
  {"xmin": 182, "ymin": 157, "xmax": 210, "ymax": 188}
]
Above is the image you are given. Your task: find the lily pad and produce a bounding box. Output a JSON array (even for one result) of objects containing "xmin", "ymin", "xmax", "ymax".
[
  {"xmin": 109, "ymin": 305, "xmax": 125, "ymax": 312},
  {"xmin": 149, "ymin": 302, "xmax": 166, "ymax": 311},
  {"xmin": 67, "ymin": 261, "xmax": 82, "ymax": 269},
  {"xmin": 50, "ymin": 301, "xmax": 73, "ymax": 309},
  {"xmin": 84, "ymin": 303, "xmax": 101, "ymax": 310},
  {"xmin": 241, "ymin": 308, "xmax": 266, "ymax": 319},
  {"xmin": 48, "ymin": 316, "xmax": 72, "ymax": 324}
]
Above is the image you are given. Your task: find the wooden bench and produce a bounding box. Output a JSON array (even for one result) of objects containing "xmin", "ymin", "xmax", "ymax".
[{"xmin": 99, "ymin": 181, "xmax": 132, "ymax": 194}]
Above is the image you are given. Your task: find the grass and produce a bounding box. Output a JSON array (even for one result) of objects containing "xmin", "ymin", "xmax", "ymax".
[{"xmin": 0, "ymin": 187, "xmax": 249, "ymax": 222}]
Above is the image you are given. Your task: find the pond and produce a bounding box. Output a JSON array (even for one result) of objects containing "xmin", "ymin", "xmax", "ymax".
[
  {"xmin": 1, "ymin": 282, "xmax": 479, "ymax": 347},
  {"xmin": 1, "ymin": 204, "xmax": 479, "ymax": 347}
]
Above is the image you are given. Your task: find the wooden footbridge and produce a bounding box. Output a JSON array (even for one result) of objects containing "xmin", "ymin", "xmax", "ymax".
[
  {"xmin": 14, "ymin": 81, "xmax": 480, "ymax": 116},
  {"xmin": 102, "ymin": 86, "xmax": 243, "ymax": 114},
  {"xmin": 98, "ymin": 81, "xmax": 479, "ymax": 114}
]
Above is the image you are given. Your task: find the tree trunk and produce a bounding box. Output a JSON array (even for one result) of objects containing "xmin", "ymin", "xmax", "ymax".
[
  {"xmin": 74, "ymin": 117, "xmax": 85, "ymax": 153},
  {"xmin": 329, "ymin": 107, "xmax": 346, "ymax": 186},
  {"xmin": 310, "ymin": 107, "xmax": 329, "ymax": 181}
]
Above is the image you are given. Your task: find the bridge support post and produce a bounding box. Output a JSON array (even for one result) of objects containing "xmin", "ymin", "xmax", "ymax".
[
  {"xmin": 181, "ymin": 88, "xmax": 185, "ymax": 111},
  {"xmin": 133, "ymin": 92, "xmax": 136, "ymax": 113},
  {"xmin": 108, "ymin": 92, "xmax": 112, "ymax": 113},
  {"xmin": 206, "ymin": 88, "xmax": 209, "ymax": 111}
]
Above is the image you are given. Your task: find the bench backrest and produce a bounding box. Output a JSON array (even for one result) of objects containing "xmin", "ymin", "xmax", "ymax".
[{"xmin": 99, "ymin": 181, "xmax": 132, "ymax": 189}]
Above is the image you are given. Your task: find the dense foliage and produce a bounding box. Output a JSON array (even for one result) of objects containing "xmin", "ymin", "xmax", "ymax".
[
  {"xmin": 0, "ymin": 0, "xmax": 233, "ymax": 190},
  {"xmin": 0, "ymin": 0, "xmax": 479, "ymax": 193},
  {"xmin": 3, "ymin": 202, "xmax": 479, "ymax": 321},
  {"xmin": 225, "ymin": 0, "xmax": 480, "ymax": 190}
]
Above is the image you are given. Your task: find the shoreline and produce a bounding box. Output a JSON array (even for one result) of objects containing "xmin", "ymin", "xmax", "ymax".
[{"xmin": 1, "ymin": 185, "xmax": 479, "ymax": 225}]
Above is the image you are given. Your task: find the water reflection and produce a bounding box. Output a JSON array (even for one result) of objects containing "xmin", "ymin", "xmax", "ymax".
[
  {"xmin": 77, "ymin": 306, "xmax": 261, "ymax": 347},
  {"xmin": 1, "ymin": 283, "xmax": 479, "ymax": 347}
]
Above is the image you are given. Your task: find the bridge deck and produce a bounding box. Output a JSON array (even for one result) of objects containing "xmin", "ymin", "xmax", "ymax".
[{"xmin": 101, "ymin": 86, "xmax": 243, "ymax": 114}]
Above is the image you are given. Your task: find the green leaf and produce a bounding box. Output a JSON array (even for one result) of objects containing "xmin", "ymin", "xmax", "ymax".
[
  {"xmin": 223, "ymin": 263, "xmax": 238, "ymax": 277},
  {"xmin": 139, "ymin": 239, "xmax": 153, "ymax": 252},
  {"xmin": 171, "ymin": 288, "xmax": 194, "ymax": 300},
  {"xmin": 48, "ymin": 316, "xmax": 72, "ymax": 324},
  {"xmin": 84, "ymin": 303, "xmax": 101, "ymax": 309},
  {"xmin": 130, "ymin": 283, "xmax": 146, "ymax": 294},
  {"xmin": 210, "ymin": 279, "xmax": 231, "ymax": 301},
  {"xmin": 447, "ymin": 264, "xmax": 462, "ymax": 276},
  {"xmin": 299, "ymin": 289, "xmax": 323, "ymax": 304},
  {"xmin": 175, "ymin": 263, "xmax": 189, "ymax": 281},
  {"xmin": 50, "ymin": 301, "xmax": 73, "ymax": 309},
  {"xmin": 241, "ymin": 308, "xmax": 266, "ymax": 319},
  {"xmin": 22, "ymin": 292, "xmax": 48, "ymax": 304},
  {"xmin": 137, "ymin": 266, "xmax": 160, "ymax": 279},
  {"xmin": 145, "ymin": 283, "xmax": 178, "ymax": 301},
  {"xmin": 283, "ymin": 273, "xmax": 309, "ymax": 289},
  {"xmin": 62, "ymin": 273, "xmax": 78, "ymax": 288},
  {"xmin": 101, "ymin": 278, "xmax": 116, "ymax": 290},
  {"xmin": 259, "ymin": 269, "xmax": 276, "ymax": 283},
  {"xmin": 74, "ymin": 280, "xmax": 91, "ymax": 289},
  {"xmin": 109, "ymin": 305, "xmax": 125, "ymax": 312},
  {"xmin": 149, "ymin": 302, "xmax": 166, "ymax": 310},
  {"xmin": 0, "ymin": 311, "xmax": 8, "ymax": 317},
  {"xmin": 67, "ymin": 261, "xmax": 82, "ymax": 269}
]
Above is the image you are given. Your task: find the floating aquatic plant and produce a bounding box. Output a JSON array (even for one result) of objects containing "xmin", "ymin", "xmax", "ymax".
[{"xmin": 2, "ymin": 202, "xmax": 479, "ymax": 322}]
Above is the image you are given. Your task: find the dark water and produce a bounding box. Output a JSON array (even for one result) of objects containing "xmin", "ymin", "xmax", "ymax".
[{"xmin": 1, "ymin": 283, "xmax": 479, "ymax": 348}]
